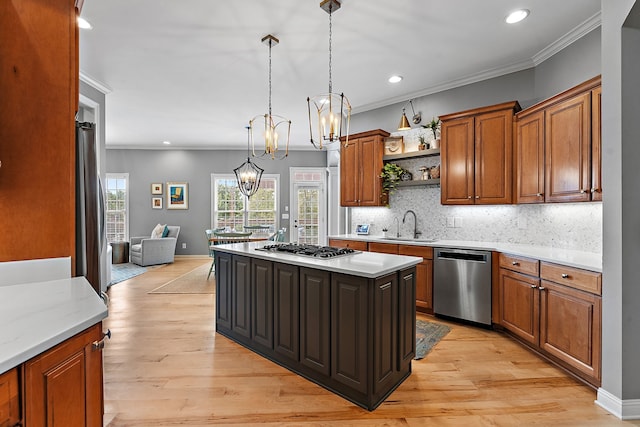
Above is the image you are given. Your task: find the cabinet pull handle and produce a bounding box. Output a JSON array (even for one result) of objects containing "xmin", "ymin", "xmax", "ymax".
[
  {"xmin": 538, "ymin": 286, "xmax": 546, "ymax": 291},
  {"xmin": 561, "ymin": 273, "xmax": 569, "ymax": 279},
  {"xmin": 468, "ymin": 195, "xmax": 472, "ymax": 199},
  {"xmin": 512, "ymin": 261, "xmax": 519, "ymax": 266},
  {"xmin": 536, "ymin": 193, "xmax": 543, "ymax": 197},
  {"xmin": 379, "ymin": 282, "xmax": 392, "ymax": 290},
  {"xmin": 580, "ymin": 189, "xmax": 586, "ymax": 194},
  {"xmin": 92, "ymin": 329, "xmax": 112, "ymax": 351},
  {"xmin": 530, "ymin": 284, "xmax": 537, "ymax": 289}
]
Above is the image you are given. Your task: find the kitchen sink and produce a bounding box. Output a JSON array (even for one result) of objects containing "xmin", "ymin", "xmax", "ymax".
[{"xmin": 380, "ymin": 236, "xmax": 437, "ymax": 243}]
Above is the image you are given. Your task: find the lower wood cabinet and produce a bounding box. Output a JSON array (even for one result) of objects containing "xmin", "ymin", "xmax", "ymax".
[
  {"xmin": 328, "ymin": 239, "xmax": 368, "ymax": 251},
  {"xmin": 399, "ymin": 245, "xmax": 433, "ymax": 314},
  {"xmin": 498, "ymin": 253, "xmax": 602, "ymax": 386},
  {"xmin": 0, "ymin": 368, "xmax": 20, "ymax": 427},
  {"xmin": 215, "ymin": 251, "xmax": 416, "ymax": 410},
  {"xmin": 24, "ymin": 323, "xmax": 104, "ymax": 427}
]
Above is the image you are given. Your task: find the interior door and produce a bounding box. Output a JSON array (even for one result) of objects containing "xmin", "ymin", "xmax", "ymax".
[{"xmin": 292, "ymin": 183, "xmax": 325, "ymax": 245}]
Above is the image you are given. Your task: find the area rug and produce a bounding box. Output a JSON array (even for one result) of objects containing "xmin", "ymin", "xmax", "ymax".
[
  {"xmin": 148, "ymin": 263, "xmax": 214, "ymax": 294},
  {"xmin": 110, "ymin": 263, "xmax": 148, "ymax": 285},
  {"xmin": 415, "ymin": 319, "xmax": 451, "ymax": 360}
]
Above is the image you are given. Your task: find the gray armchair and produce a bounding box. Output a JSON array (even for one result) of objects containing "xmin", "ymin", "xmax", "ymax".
[{"xmin": 130, "ymin": 226, "xmax": 180, "ymax": 266}]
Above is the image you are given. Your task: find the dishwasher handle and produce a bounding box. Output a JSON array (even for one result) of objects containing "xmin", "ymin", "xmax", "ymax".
[{"xmin": 436, "ymin": 250, "xmax": 488, "ymax": 263}]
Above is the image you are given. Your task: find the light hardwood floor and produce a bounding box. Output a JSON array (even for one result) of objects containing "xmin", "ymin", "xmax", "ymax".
[{"xmin": 104, "ymin": 257, "xmax": 635, "ymax": 426}]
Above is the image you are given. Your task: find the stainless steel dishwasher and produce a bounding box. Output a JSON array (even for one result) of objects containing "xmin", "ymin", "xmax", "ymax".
[{"xmin": 433, "ymin": 247, "xmax": 492, "ymax": 326}]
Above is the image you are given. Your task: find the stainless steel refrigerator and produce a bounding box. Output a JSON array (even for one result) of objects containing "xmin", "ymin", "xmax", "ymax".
[{"xmin": 75, "ymin": 121, "xmax": 107, "ymax": 295}]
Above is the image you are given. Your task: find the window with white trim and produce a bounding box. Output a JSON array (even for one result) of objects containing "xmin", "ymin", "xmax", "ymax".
[
  {"xmin": 212, "ymin": 174, "xmax": 279, "ymax": 233},
  {"xmin": 105, "ymin": 173, "xmax": 129, "ymax": 243}
]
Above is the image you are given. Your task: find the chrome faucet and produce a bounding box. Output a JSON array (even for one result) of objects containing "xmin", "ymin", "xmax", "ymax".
[
  {"xmin": 403, "ymin": 210, "xmax": 422, "ymax": 239},
  {"xmin": 393, "ymin": 217, "xmax": 400, "ymax": 238}
]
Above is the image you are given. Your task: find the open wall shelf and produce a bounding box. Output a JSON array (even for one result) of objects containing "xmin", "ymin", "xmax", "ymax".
[
  {"xmin": 396, "ymin": 178, "xmax": 440, "ymax": 187},
  {"xmin": 383, "ymin": 148, "xmax": 440, "ymax": 161}
]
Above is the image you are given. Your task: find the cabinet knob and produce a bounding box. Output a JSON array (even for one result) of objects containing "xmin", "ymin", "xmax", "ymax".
[
  {"xmin": 580, "ymin": 189, "xmax": 586, "ymax": 194},
  {"xmin": 530, "ymin": 284, "xmax": 537, "ymax": 289},
  {"xmin": 536, "ymin": 193, "xmax": 543, "ymax": 197},
  {"xmin": 538, "ymin": 286, "xmax": 546, "ymax": 291},
  {"xmin": 591, "ymin": 188, "xmax": 600, "ymax": 193},
  {"xmin": 92, "ymin": 329, "xmax": 111, "ymax": 351},
  {"xmin": 512, "ymin": 261, "xmax": 519, "ymax": 266},
  {"xmin": 468, "ymin": 195, "xmax": 472, "ymax": 199},
  {"xmin": 475, "ymin": 195, "xmax": 480, "ymax": 199},
  {"xmin": 561, "ymin": 273, "xmax": 570, "ymax": 279}
]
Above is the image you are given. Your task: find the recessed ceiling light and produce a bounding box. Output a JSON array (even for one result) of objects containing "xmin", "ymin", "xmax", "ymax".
[
  {"xmin": 77, "ymin": 17, "xmax": 93, "ymax": 29},
  {"xmin": 505, "ymin": 9, "xmax": 529, "ymax": 24},
  {"xmin": 388, "ymin": 75, "xmax": 403, "ymax": 84},
  {"xmin": 162, "ymin": 141, "xmax": 171, "ymax": 145}
]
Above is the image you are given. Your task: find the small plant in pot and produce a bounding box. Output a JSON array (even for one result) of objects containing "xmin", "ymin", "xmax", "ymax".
[
  {"xmin": 380, "ymin": 163, "xmax": 405, "ymax": 205},
  {"xmin": 422, "ymin": 117, "xmax": 441, "ymax": 147},
  {"xmin": 418, "ymin": 134, "xmax": 429, "ymax": 150}
]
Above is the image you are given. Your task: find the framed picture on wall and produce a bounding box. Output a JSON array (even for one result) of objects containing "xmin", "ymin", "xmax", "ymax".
[
  {"xmin": 151, "ymin": 183, "xmax": 163, "ymax": 194},
  {"xmin": 167, "ymin": 182, "xmax": 188, "ymax": 210},
  {"xmin": 152, "ymin": 197, "xmax": 163, "ymax": 209},
  {"xmin": 384, "ymin": 136, "xmax": 404, "ymax": 155}
]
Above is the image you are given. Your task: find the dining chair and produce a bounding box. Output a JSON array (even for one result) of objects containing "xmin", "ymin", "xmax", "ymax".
[{"xmin": 206, "ymin": 227, "xmax": 226, "ymax": 280}]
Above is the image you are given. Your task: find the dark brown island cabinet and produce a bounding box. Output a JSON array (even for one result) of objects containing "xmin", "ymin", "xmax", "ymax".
[{"xmin": 214, "ymin": 246, "xmax": 419, "ymax": 411}]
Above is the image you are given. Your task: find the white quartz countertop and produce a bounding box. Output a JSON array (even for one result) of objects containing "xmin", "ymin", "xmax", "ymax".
[
  {"xmin": 329, "ymin": 234, "xmax": 602, "ymax": 272},
  {"xmin": 212, "ymin": 241, "xmax": 423, "ymax": 278},
  {"xmin": 0, "ymin": 277, "xmax": 108, "ymax": 374}
]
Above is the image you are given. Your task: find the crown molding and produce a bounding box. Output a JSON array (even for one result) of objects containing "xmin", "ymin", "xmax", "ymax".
[
  {"xmin": 79, "ymin": 71, "xmax": 112, "ymax": 94},
  {"xmin": 532, "ymin": 11, "xmax": 602, "ymax": 66}
]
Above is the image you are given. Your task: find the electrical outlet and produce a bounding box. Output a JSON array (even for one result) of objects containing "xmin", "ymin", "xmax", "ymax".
[
  {"xmin": 447, "ymin": 217, "xmax": 455, "ymax": 228},
  {"xmin": 182, "ymin": 243, "xmax": 186, "ymax": 249}
]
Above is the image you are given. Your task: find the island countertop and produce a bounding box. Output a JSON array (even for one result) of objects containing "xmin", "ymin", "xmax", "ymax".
[
  {"xmin": 0, "ymin": 277, "xmax": 108, "ymax": 375},
  {"xmin": 211, "ymin": 241, "xmax": 422, "ymax": 279}
]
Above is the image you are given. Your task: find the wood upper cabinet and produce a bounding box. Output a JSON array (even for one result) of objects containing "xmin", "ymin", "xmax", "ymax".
[
  {"xmin": 24, "ymin": 323, "xmax": 104, "ymax": 427},
  {"xmin": 515, "ymin": 76, "xmax": 601, "ymax": 203},
  {"xmin": 340, "ymin": 130, "xmax": 389, "ymax": 207},
  {"xmin": 440, "ymin": 101, "xmax": 520, "ymax": 205}
]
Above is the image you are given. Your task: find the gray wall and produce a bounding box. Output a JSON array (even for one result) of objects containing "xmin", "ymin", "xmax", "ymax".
[
  {"xmin": 601, "ymin": 0, "xmax": 640, "ymax": 406},
  {"xmin": 534, "ymin": 27, "xmax": 602, "ymax": 100},
  {"xmin": 106, "ymin": 149, "xmax": 326, "ymax": 256}
]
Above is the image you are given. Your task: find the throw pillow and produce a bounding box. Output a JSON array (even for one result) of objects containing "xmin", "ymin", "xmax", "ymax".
[
  {"xmin": 162, "ymin": 225, "xmax": 170, "ymax": 238},
  {"xmin": 151, "ymin": 223, "xmax": 166, "ymax": 239}
]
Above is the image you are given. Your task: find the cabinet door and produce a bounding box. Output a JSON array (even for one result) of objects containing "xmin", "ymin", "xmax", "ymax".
[
  {"xmin": 539, "ymin": 281, "xmax": 601, "ymax": 382},
  {"xmin": 399, "ymin": 245, "xmax": 433, "ymax": 312},
  {"xmin": 274, "ymin": 263, "xmax": 299, "ymax": 362},
  {"xmin": 591, "ymin": 86, "xmax": 602, "ymax": 201},
  {"xmin": 215, "ymin": 251, "xmax": 233, "ymax": 331},
  {"xmin": 372, "ymin": 274, "xmax": 398, "ymax": 395},
  {"xmin": 232, "ymin": 255, "xmax": 252, "ymax": 339},
  {"xmin": 328, "ymin": 239, "xmax": 368, "ymax": 251},
  {"xmin": 340, "ymin": 138, "xmax": 360, "ymax": 206},
  {"xmin": 359, "ymin": 136, "xmax": 384, "ymax": 206},
  {"xmin": 475, "ymin": 109, "xmax": 514, "ymax": 204},
  {"xmin": 441, "ymin": 116, "xmax": 475, "ymax": 204},
  {"xmin": 516, "ymin": 111, "xmax": 545, "ymax": 203},
  {"xmin": 299, "ymin": 268, "xmax": 331, "ymax": 375},
  {"xmin": 398, "ymin": 268, "xmax": 417, "ymax": 367},
  {"xmin": 499, "ymin": 269, "xmax": 540, "ymax": 346},
  {"xmin": 24, "ymin": 323, "xmax": 103, "ymax": 427},
  {"xmin": 251, "ymin": 258, "xmax": 273, "ymax": 349},
  {"xmin": 545, "ymin": 92, "xmax": 591, "ymax": 202},
  {"xmin": 331, "ymin": 273, "xmax": 368, "ymax": 394},
  {"xmin": 0, "ymin": 368, "xmax": 20, "ymax": 427}
]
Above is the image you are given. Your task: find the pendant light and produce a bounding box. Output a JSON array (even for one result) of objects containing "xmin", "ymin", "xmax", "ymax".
[
  {"xmin": 398, "ymin": 99, "xmax": 421, "ymax": 131},
  {"xmin": 234, "ymin": 126, "xmax": 264, "ymax": 198},
  {"xmin": 307, "ymin": 0, "xmax": 351, "ymax": 149},
  {"xmin": 250, "ymin": 35, "xmax": 291, "ymax": 160}
]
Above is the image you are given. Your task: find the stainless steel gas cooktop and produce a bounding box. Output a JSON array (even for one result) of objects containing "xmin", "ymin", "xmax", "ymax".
[{"xmin": 256, "ymin": 243, "xmax": 360, "ymax": 258}]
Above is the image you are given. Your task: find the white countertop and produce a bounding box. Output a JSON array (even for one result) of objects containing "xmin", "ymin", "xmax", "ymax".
[
  {"xmin": 329, "ymin": 234, "xmax": 602, "ymax": 272},
  {"xmin": 0, "ymin": 277, "xmax": 108, "ymax": 374},
  {"xmin": 212, "ymin": 241, "xmax": 423, "ymax": 278}
]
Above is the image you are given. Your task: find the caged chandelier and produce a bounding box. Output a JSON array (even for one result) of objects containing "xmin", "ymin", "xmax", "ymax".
[
  {"xmin": 250, "ymin": 34, "xmax": 291, "ymax": 160},
  {"xmin": 234, "ymin": 126, "xmax": 264, "ymax": 198},
  {"xmin": 307, "ymin": 0, "xmax": 351, "ymax": 150}
]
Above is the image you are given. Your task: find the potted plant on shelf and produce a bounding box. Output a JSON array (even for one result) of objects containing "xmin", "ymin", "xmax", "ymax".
[
  {"xmin": 418, "ymin": 134, "xmax": 429, "ymax": 150},
  {"xmin": 380, "ymin": 162, "xmax": 405, "ymax": 205},
  {"xmin": 422, "ymin": 117, "xmax": 441, "ymax": 148}
]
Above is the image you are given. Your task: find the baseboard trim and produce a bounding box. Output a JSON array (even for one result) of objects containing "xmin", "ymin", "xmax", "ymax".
[
  {"xmin": 175, "ymin": 255, "xmax": 211, "ymax": 260},
  {"xmin": 596, "ymin": 388, "xmax": 640, "ymax": 419}
]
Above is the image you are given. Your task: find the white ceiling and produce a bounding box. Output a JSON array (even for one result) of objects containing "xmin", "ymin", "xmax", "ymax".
[{"xmin": 79, "ymin": 0, "xmax": 601, "ymax": 150}]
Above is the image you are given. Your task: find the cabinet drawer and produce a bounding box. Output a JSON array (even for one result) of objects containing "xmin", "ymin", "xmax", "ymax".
[
  {"xmin": 540, "ymin": 262, "xmax": 601, "ymax": 295},
  {"xmin": 398, "ymin": 245, "xmax": 433, "ymax": 259},
  {"xmin": 499, "ymin": 253, "xmax": 539, "ymax": 276},
  {"xmin": 0, "ymin": 367, "xmax": 20, "ymax": 427},
  {"xmin": 328, "ymin": 239, "xmax": 368, "ymax": 251},
  {"xmin": 368, "ymin": 242, "xmax": 399, "ymax": 254}
]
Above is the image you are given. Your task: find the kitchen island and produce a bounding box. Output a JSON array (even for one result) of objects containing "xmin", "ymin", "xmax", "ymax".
[{"xmin": 212, "ymin": 242, "xmax": 422, "ymax": 411}]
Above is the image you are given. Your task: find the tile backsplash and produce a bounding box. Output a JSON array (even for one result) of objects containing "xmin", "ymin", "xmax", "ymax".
[{"xmin": 350, "ymin": 186, "xmax": 602, "ymax": 253}]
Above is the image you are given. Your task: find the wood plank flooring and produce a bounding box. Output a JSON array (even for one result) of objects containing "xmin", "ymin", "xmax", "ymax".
[{"xmin": 103, "ymin": 257, "xmax": 635, "ymax": 426}]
